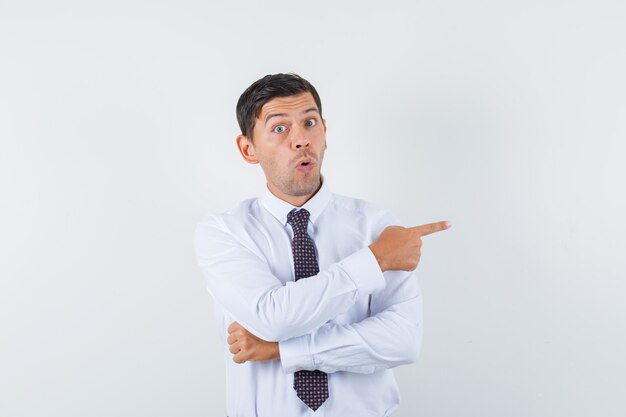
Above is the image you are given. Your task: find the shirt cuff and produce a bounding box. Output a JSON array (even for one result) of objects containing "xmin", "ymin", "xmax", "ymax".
[
  {"xmin": 279, "ymin": 333, "xmax": 313, "ymax": 373},
  {"xmin": 337, "ymin": 246, "xmax": 386, "ymax": 296}
]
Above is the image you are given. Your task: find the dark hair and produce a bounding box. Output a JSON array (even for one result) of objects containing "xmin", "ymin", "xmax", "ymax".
[{"xmin": 236, "ymin": 73, "xmax": 323, "ymax": 142}]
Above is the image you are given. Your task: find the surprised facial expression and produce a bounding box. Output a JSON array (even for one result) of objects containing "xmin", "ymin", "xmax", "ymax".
[{"xmin": 239, "ymin": 92, "xmax": 327, "ymax": 204}]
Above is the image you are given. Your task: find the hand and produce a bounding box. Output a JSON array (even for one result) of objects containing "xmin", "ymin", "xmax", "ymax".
[
  {"xmin": 227, "ymin": 321, "xmax": 280, "ymax": 364},
  {"xmin": 369, "ymin": 221, "xmax": 451, "ymax": 272}
]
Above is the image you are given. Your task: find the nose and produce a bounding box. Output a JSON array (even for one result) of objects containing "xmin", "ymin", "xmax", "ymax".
[{"xmin": 290, "ymin": 124, "xmax": 311, "ymax": 150}]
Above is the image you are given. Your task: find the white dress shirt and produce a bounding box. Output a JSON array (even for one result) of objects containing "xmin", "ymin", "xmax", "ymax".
[{"xmin": 194, "ymin": 175, "xmax": 423, "ymax": 417}]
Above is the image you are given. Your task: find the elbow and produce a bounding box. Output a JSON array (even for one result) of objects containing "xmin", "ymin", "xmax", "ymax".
[
  {"xmin": 250, "ymin": 286, "xmax": 315, "ymax": 342},
  {"xmin": 375, "ymin": 322, "xmax": 422, "ymax": 368},
  {"xmin": 401, "ymin": 323, "xmax": 422, "ymax": 365},
  {"xmin": 240, "ymin": 316, "xmax": 292, "ymax": 342},
  {"xmin": 249, "ymin": 299, "xmax": 299, "ymax": 342},
  {"xmin": 412, "ymin": 324, "xmax": 423, "ymax": 362},
  {"xmin": 253, "ymin": 324, "xmax": 292, "ymax": 343},
  {"xmin": 403, "ymin": 303, "xmax": 423, "ymax": 364}
]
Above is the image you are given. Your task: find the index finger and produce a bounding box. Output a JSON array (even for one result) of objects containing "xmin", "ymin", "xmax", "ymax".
[{"xmin": 411, "ymin": 221, "xmax": 452, "ymax": 237}]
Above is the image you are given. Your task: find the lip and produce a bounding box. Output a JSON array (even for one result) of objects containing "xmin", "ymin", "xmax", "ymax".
[
  {"xmin": 295, "ymin": 157, "xmax": 316, "ymax": 168},
  {"xmin": 295, "ymin": 158, "xmax": 316, "ymax": 172}
]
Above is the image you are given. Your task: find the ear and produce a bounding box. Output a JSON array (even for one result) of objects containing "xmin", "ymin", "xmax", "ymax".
[
  {"xmin": 323, "ymin": 118, "xmax": 328, "ymax": 149},
  {"xmin": 236, "ymin": 134, "xmax": 259, "ymax": 164}
]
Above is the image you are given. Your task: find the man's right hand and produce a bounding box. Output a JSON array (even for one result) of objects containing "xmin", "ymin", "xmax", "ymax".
[{"xmin": 368, "ymin": 221, "xmax": 451, "ymax": 272}]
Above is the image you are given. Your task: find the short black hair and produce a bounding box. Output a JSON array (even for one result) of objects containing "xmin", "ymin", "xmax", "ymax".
[{"xmin": 236, "ymin": 73, "xmax": 323, "ymax": 142}]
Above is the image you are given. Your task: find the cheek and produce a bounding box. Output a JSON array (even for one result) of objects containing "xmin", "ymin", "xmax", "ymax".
[
  {"xmin": 259, "ymin": 153, "xmax": 281, "ymax": 171},
  {"xmin": 317, "ymin": 137, "xmax": 327, "ymax": 154}
]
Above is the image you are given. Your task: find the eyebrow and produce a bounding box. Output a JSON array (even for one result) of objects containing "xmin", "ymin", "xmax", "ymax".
[{"xmin": 264, "ymin": 107, "xmax": 320, "ymax": 124}]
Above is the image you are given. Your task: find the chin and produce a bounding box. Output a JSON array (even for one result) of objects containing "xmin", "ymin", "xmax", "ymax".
[{"xmin": 289, "ymin": 180, "xmax": 319, "ymax": 197}]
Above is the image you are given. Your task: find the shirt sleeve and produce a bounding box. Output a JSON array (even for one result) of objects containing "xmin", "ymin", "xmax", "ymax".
[
  {"xmin": 194, "ymin": 214, "xmax": 386, "ymax": 342},
  {"xmin": 278, "ymin": 211, "xmax": 423, "ymax": 374},
  {"xmin": 279, "ymin": 274, "xmax": 422, "ymax": 374}
]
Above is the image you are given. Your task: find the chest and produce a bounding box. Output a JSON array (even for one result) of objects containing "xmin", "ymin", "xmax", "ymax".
[{"xmin": 242, "ymin": 216, "xmax": 374, "ymax": 324}]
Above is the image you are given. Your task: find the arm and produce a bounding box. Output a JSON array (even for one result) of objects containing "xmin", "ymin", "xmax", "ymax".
[
  {"xmin": 278, "ymin": 211, "xmax": 424, "ymax": 374},
  {"xmin": 278, "ymin": 269, "xmax": 422, "ymax": 374},
  {"xmin": 225, "ymin": 270, "xmax": 421, "ymax": 370},
  {"xmin": 194, "ymin": 214, "xmax": 386, "ymax": 342}
]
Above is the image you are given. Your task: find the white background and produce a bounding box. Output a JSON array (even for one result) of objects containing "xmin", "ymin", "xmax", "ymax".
[{"xmin": 1, "ymin": 1, "xmax": 625, "ymax": 416}]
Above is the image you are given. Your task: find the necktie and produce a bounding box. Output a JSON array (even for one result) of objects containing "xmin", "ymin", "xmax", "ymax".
[{"xmin": 286, "ymin": 208, "xmax": 329, "ymax": 411}]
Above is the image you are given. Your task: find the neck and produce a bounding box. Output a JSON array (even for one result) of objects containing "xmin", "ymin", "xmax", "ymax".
[{"xmin": 267, "ymin": 179, "xmax": 322, "ymax": 207}]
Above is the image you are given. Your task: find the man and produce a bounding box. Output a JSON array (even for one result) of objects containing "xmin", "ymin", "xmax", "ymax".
[{"xmin": 194, "ymin": 73, "xmax": 450, "ymax": 416}]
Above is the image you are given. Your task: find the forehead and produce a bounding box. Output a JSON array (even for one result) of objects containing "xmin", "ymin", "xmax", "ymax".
[{"xmin": 258, "ymin": 92, "xmax": 318, "ymax": 123}]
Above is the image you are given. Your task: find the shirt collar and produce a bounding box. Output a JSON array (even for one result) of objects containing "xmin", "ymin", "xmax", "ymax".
[{"xmin": 259, "ymin": 174, "xmax": 332, "ymax": 227}]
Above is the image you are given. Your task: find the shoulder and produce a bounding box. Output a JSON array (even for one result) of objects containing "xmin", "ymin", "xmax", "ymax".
[
  {"xmin": 197, "ymin": 197, "xmax": 258, "ymax": 226},
  {"xmin": 328, "ymin": 192, "xmax": 402, "ymax": 229},
  {"xmin": 330, "ymin": 192, "xmax": 383, "ymax": 215},
  {"xmin": 194, "ymin": 197, "xmax": 261, "ymax": 243}
]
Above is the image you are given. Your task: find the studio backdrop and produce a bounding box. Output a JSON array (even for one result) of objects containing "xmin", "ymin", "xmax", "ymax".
[{"xmin": 1, "ymin": 1, "xmax": 625, "ymax": 416}]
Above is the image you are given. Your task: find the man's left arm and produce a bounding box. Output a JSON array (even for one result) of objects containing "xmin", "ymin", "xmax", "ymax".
[
  {"xmin": 226, "ymin": 210, "xmax": 425, "ymax": 372},
  {"xmin": 278, "ymin": 267, "xmax": 421, "ymax": 374},
  {"xmin": 227, "ymin": 267, "xmax": 421, "ymax": 372}
]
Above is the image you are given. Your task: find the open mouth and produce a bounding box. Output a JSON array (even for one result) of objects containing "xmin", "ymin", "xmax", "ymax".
[
  {"xmin": 296, "ymin": 158, "xmax": 315, "ymax": 167},
  {"xmin": 296, "ymin": 159, "xmax": 315, "ymax": 171}
]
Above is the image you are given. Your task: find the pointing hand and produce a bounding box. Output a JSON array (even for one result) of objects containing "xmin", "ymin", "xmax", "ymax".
[{"xmin": 368, "ymin": 221, "xmax": 451, "ymax": 272}]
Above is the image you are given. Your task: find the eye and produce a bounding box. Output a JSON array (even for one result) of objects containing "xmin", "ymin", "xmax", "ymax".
[
  {"xmin": 305, "ymin": 118, "xmax": 317, "ymax": 127},
  {"xmin": 273, "ymin": 125, "xmax": 287, "ymax": 133}
]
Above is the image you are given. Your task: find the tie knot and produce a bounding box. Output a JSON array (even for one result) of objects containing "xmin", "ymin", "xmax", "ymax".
[{"xmin": 287, "ymin": 208, "xmax": 310, "ymax": 235}]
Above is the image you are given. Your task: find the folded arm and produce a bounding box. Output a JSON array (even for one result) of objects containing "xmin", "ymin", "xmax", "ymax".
[
  {"xmin": 222, "ymin": 211, "xmax": 424, "ymax": 373},
  {"xmin": 194, "ymin": 215, "xmax": 386, "ymax": 342},
  {"xmin": 279, "ymin": 269, "xmax": 422, "ymax": 374}
]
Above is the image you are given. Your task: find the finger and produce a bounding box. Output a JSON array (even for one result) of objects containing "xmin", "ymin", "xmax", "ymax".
[
  {"xmin": 227, "ymin": 334, "xmax": 237, "ymax": 345},
  {"xmin": 411, "ymin": 221, "xmax": 451, "ymax": 237},
  {"xmin": 233, "ymin": 352, "xmax": 246, "ymax": 364},
  {"xmin": 227, "ymin": 321, "xmax": 240, "ymax": 334},
  {"xmin": 229, "ymin": 343, "xmax": 240, "ymax": 354}
]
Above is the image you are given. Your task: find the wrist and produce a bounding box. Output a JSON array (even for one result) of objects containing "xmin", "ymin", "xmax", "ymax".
[
  {"xmin": 368, "ymin": 244, "xmax": 387, "ymax": 272},
  {"xmin": 273, "ymin": 342, "xmax": 280, "ymax": 360}
]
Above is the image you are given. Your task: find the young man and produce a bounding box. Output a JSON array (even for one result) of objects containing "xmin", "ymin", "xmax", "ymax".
[{"xmin": 194, "ymin": 73, "xmax": 450, "ymax": 416}]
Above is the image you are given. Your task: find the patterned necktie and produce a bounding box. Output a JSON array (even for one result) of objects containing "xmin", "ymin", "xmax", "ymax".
[{"xmin": 286, "ymin": 208, "xmax": 329, "ymax": 411}]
